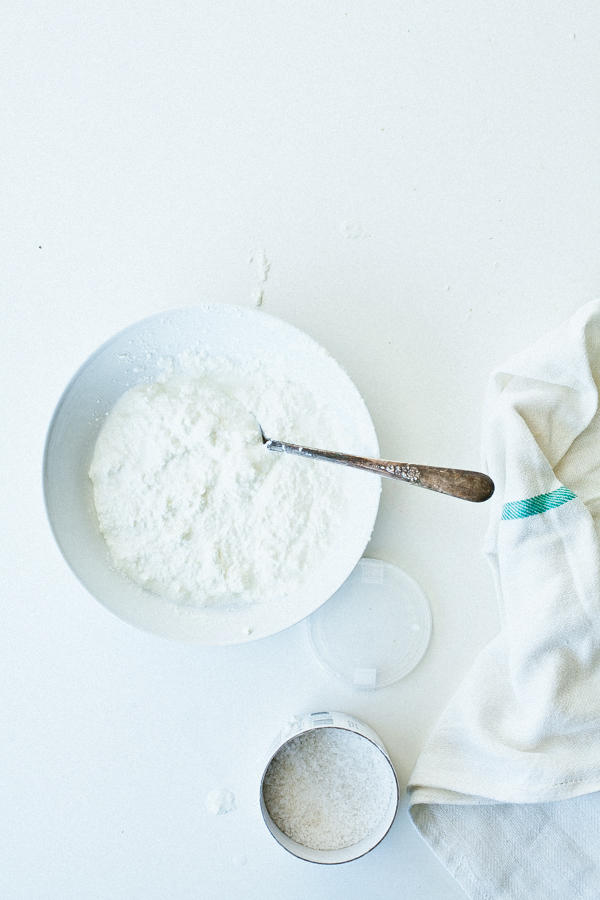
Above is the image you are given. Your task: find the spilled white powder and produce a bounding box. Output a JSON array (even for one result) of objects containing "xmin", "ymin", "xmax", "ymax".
[
  {"xmin": 249, "ymin": 248, "xmax": 270, "ymax": 306},
  {"xmin": 205, "ymin": 788, "xmax": 236, "ymax": 815},
  {"xmin": 89, "ymin": 354, "xmax": 352, "ymax": 607},
  {"xmin": 262, "ymin": 728, "xmax": 394, "ymax": 851}
]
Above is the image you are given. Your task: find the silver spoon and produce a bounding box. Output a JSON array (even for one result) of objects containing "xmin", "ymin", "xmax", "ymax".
[{"xmin": 259, "ymin": 427, "xmax": 494, "ymax": 503}]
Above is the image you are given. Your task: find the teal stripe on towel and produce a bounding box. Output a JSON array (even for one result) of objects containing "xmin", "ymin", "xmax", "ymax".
[{"xmin": 501, "ymin": 487, "xmax": 577, "ymax": 521}]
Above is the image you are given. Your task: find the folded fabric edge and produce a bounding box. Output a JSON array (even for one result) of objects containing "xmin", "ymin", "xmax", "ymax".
[
  {"xmin": 408, "ymin": 788, "xmax": 600, "ymax": 900},
  {"xmin": 407, "ymin": 803, "xmax": 492, "ymax": 900},
  {"xmin": 408, "ymin": 768, "xmax": 600, "ymax": 807},
  {"xmin": 486, "ymin": 298, "xmax": 600, "ymax": 396}
]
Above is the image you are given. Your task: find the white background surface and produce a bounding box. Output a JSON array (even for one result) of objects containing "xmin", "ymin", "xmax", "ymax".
[{"xmin": 2, "ymin": 2, "xmax": 600, "ymax": 898}]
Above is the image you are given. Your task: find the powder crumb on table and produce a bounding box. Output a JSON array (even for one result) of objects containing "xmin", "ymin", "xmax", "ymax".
[
  {"xmin": 205, "ymin": 788, "xmax": 236, "ymax": 815},
  {"xmin": 262, "ymin": 728, "xmax": 394, "ymax": 851}
]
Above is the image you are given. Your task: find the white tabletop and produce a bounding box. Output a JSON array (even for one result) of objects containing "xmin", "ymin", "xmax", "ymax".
[{"xmin": 3, "ymin": 2, "xmax": 599, "ymax": 898}]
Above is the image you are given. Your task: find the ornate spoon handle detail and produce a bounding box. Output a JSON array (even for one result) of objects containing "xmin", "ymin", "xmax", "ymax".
[{"xmin": 264, "ymin": 439, "xmax": 494, "ymax": 503}]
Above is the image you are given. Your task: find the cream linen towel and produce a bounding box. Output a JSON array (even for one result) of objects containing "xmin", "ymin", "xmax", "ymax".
[{"xmin": 408, "ymin": 300, "xmax": 600, "ymax": 899}]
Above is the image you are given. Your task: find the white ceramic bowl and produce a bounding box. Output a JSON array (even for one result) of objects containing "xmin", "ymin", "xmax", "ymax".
[{"xmin": 43, "ymin": 305, "xmax": 380, "ymax": 645}]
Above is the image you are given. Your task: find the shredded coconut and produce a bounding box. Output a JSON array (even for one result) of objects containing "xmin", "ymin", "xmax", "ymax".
[
  {"xmin": 89, "ymin": 354, "xmax": 352, "ymax": 607},
  {"xmin": 262, "ymin": 728, "xmax": 394, "ymax": 851}
]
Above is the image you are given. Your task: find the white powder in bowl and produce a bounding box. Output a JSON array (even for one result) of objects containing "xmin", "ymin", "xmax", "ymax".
[
  {"xmin": 89, "ymin": 354, "xmax": 353, "ymax": 607},
  {"xmin": 262, "ymin": 728, "xmax": 394, "ymax": 851}
]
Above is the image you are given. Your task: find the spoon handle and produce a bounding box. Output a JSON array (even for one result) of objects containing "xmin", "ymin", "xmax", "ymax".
[{"xmin": 265, "ymin": 440, "xmax": 494, "ymax": 502}]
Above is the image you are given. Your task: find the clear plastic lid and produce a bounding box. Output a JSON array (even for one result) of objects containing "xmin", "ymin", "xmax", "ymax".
[{"xmin": 307, "ymin": 558, "xmax": 432, "ymax": 689}]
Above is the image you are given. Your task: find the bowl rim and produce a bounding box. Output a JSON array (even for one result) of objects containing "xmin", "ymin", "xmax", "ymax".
[{"xmin": 42, "ymin": 303, "xmax": 381, "ymax": 644}]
